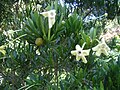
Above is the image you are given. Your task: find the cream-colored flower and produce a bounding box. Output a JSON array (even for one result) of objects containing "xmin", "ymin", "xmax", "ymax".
[
  {"xmin": 36, "ymin": 4, "xmax": 42, "ymax": 11},
  {"xmin": 40, "ymin": 10, "xmax": 56, "ymax": 29},
  {"xmin": 92, "ymin": 38, "xmax": 110, "ymax": 56},
  {"xmin": 0, "ymin": 45, "xmax": 6, "ymax": 55},
  {"xmin": 71, "ymin": 43, "xmax": 90, "ymax": 63}
]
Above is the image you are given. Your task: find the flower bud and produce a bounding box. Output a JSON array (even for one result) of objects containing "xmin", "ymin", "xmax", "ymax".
[
  {"xmin": 104, "ymin": 13, "xmax": 108, "ymax": 17},
  {"xmin": 35, "ymin": 38, "xmax": 43, "ymax": 46}
]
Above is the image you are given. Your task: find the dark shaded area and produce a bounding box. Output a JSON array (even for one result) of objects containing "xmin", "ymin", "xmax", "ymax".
[{"xmin": 64, "ymin": 0, "xmax": 119, "ymax": 19}]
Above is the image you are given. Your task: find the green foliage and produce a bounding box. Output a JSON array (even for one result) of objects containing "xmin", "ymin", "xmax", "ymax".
[
  {"xmin": 0, "ymin": 0, "xmax": 120, "ymax": 90},
  {"xmin": 64, "ymin": 0, "xmax": 119, "ymax": 20},
  {"xmin": 0, "ymin": 0, "xmax": 15, "ymax": 25},
  {"xmin": 22, "ymin": 10, "xmax": 65, "ymax": 45}
]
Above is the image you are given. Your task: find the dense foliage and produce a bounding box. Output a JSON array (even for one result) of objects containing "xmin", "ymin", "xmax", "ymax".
[{"xmin": 0, "ymin": 0, "xmax": 120, "ymax": 90}]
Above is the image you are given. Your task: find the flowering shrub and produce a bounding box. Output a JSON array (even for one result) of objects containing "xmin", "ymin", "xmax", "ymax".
[{"xmin": 0, "ymin": 0, "xmax": 120, "ymax": 90}]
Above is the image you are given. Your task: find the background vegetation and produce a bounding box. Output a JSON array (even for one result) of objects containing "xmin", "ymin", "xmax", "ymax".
[{"xmin": 0, "ymin": 0, "xmax": 120, "ymax": 90}]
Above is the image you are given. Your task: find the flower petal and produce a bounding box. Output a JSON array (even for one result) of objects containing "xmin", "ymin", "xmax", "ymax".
[
  {"xmin": 71, "ymin": 50, "xmax": 77, "ymax": 56},
  {"xmin": 92, "ymin": 45, "xmax": 100, "ymax": 51},
  {"xmin": 41, "ymin": 10, "xmax": 56, "ymax": 29},
  {"xmin": 82, "ymin": 42, "xmax": 86, "ymax": 49},
  {"xmin": 75, "ymin": 45, "xmax": 82, "ymax": 50},
  {"xmin": 48, "ymin": 10, "xmax": 56, "ymax": 17},
  {"xmin": 82, "ymin": 49, "xmax": 90, "ymax": 56},
  {"xmin": 101, "ymin": 38, "xmax": 105, "ymax": 43},
  {"xmin": 76, "ymin": 55, "xmax": 81, "ymax": 61},
  {"xmin": 102, "ymin": 50, "xmax": 109, "ymax": 56},
  {"xmin": 95, "ymin": 49, "xmax": 102, "ymax": 56},
  {"xmin": 48, "ymin": 17, "xmax": 55, "ymax": 29},
  {"xmin": 40, "ymin": 11, "xmax": 49, "ymax": 17},
  {"xmin": 101, "ymin": 38, "xmax": 110, "ymax": 51},
  {"xmin": 105, "ymin": 45, "xmax": 110, "ymax": 51},
  {"xmin": 82, "ymin": 56, "xmax": 87, "ymax": 63}
]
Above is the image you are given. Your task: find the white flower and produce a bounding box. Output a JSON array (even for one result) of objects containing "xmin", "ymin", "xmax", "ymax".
[
  {"xmin": 36, "ymin": 4, "xmax": 42, "ymax": 11},
  {"xmin": 92, "ymin": 38, "xmax": 110, "ymax": 56},
  {"xmin": 71, "ymin": 43, "xmax": 90, "ymax": 63},
  {"xmin": 40, "ymin": 10, "xmax": 56, "ymax": 29}
]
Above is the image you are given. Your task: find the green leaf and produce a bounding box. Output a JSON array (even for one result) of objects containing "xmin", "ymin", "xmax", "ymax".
[
  {"xmin": 27, "ymin": 18, "xmax": 39, "ymax": 36},
  {"xmin": 79, "ymin": 68, "xmax": 83, "ymax": 77},
  {"xmin": 81, "ymin": 32, "xmax": 91, "ymax": 47},
  {"xmin": 60, "ymin": 81, "xmax": 64, "ymax": 90},
  {"xmin": 84, "ymin": 86, "xmax": 88, "ymax": 90},
  {"xmin": 93, "ymin": 87, "xmax": 97, "ymax": 90},
  {"xmin": 108, "ymin": 77, "xmax": 113, "ymax": 87},
  {"xmin": 39, "ymin": 16, "xmax": 47, "ymax": 37},
  {"xmin": 18, "ymin": 85, "xmax": 29, "ymax": 90},
  {"xmin": 100, "ymin": 81, "xmax": 104, "ymax": 90},
  {"xmin": 90, "ymin": 27, "xmax": 96, "ymax": 40},
  {"xmin": 0, "ymin": 49, "xmax": 6, "ymax": 55}
]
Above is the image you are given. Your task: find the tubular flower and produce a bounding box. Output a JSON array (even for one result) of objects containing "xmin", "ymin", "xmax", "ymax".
[
  {"xmin": 40, "ymin": 10, "xmax": 56, "ymax": 29},
  {"xmin": 92, "ymin": 38, "xmax": 110, "ymax": 56},
  {"xmin": 71, "ymin": 43, "xmax": 90, "ymax": 63},
  {"xmin": 0, "ymin": 45, "xmax": 6, "ymax": 55}
]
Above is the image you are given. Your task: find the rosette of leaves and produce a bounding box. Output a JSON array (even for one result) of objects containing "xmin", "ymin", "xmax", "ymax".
[
  {"xmin": 64, "ymin": 13, "xmax": 83, "ymax": 37},
  {"xmin": 22, "ymin": 11, "xmax": 64, "ymax": 45}
]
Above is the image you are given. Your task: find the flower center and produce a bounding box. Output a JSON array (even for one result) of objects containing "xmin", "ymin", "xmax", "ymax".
[
  {"xmin": 50, "ymin": 12, "xmax": 54, "ymax": 16},
  {"xmin": 101, "ymin": 44, "xmax": 105, "ymax": 48},
  {"xmin": 78, "ymin": 51, "xmax": 81, "ymax": 54}
]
